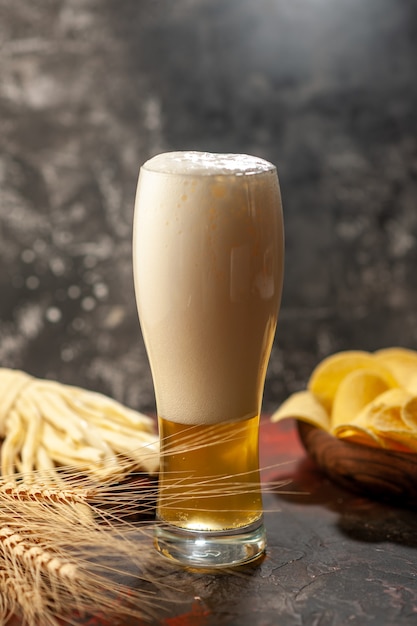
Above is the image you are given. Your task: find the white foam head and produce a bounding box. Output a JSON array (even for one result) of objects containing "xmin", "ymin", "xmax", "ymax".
[
  {"xmin": 142, "ymin": 151, "xmax": 276, "ymax": 177},
  {"xmin": 134, "ymin": 150, "xmax": 283, "ymax": 425}
]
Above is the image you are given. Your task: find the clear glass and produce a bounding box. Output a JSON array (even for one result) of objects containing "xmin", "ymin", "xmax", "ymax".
[{"xmin": 133, "ymin": 151, "xmax": 284, "ymax": 568}]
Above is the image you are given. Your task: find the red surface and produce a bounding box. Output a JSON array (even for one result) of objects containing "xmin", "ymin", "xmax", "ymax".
[
  {"xmin": 162, "ymin": 599, "xmax": 211, "ymax": 626},
  {"xmin": 260, "ymin": 416, "xmax": 306, "ymax": 481}
]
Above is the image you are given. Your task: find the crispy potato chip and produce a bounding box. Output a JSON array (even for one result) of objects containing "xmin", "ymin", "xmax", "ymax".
[
  {"xmin": 374, "ymin": 347, "xmax": 417, "ymax": 393},
  {"xmin": 359, "ymin": 388, "xmax": 413, "ymax": 416},
  {"xmin": 272, "ymin": 348, "xmax": 417, "ymax": 454},
  {"xmin": 271, "ymin": 390, "xmax": 330, "ymax": 431},
  {"xmin": 369, "ymin": 404, "xmax": 406, "ymax": 433},
  {"xmin": 350, "ymin": 389, "xmax": 417, "ymax": 452},
  {"xmin": 331, "ymin": 369, "xmax": 392, "ymax": 428},
  {"xmin": 352, "ymin": 388, "xmax": 412, "ymax": 432},
  {"xmin": 308, "ymin": 350, "xmax": 398, "ymax": 412},
  {"xmin": 376, "ymin": 438, "xmax": 417, "ymax": 453},
  {"xmin": 336, "ymin": 422, "xmax": 414, "ymax": 452},
  {"xmin": 373, "ymin": 418, "xmax": 417, "ymax": 452},
  {"xmin": 332, "ymin": 424, "xmax": 382, "ymax": 448},
  {"xmin": 403, "ymin": 396, "xmax": 417, "ymax": 430},
  {"xmin": 406, "ymin": 375, "xmax": 417, "ymax": 395}
]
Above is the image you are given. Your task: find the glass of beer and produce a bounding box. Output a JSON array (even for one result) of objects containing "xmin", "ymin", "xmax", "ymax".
[{"xmin": 133, "ymin": 151, "xmax": 284, "ymax": 568}]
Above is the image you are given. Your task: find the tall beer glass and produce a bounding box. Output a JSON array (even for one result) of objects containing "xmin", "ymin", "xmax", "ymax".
[{"xmin": 133, "ymin": 151, "xmax": 284, "ymax": 568}]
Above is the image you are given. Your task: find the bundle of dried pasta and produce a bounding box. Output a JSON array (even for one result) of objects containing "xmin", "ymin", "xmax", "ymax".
[{"xmin": 0, "ymin": 368, "xmax": 159, "ymax": 481}]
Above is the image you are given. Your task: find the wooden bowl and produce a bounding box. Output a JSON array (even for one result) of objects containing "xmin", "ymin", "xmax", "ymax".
[{"xmin": 297, "ymin": 421, "xmax": 417, "ymax": 507}]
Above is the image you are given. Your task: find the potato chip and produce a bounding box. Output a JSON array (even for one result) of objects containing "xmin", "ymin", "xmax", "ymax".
[
  {"xmin": 352, "ymin": 388, "xmax": 412, "ymax": 432},
  {"xmin": 402, "ymin": 396, "xmax": 417, "ymax": 430},
  {"xmin": 374, "ymin": 347, "xmax": 417, "ymax": 393},
  {"xmin": 331, "ymin": 369, "xmax": 392, "ymax": 428},
  {"xmin": 372, "ymin": 414, "xmax": 417, "ymax": 452},
  {"xmin": 360, "ymin": 387, "xmax": 413, "ymax": 416},
  {"xmin": 368, "ymin": 404, "xmax": 405, "ymax": 433},
  {"xmin": 376, "ymin": 438, "xmax": 417, "ymax": 453},
  {"xmin": 407, "ymin": 375, "xmax": 417, "ymax": 395},
  {"xmin": 272, "ymin": 347, "xmax": 417, "ymax": 454},
  {"xmin": 271, "ymin": 390, "xmax": 330, "ymax": 431},
  {"xmin": 351, "ymin": 388, "xmax": 417, "ymax": 452},
  {"xmin": 332, "ymin": 424, "xmax": 382, "ymax": 448},
  {"xmin": 336, "ymin": 424, "xmax": 413, "ymax": 452},
  {"xmin": 308, "ymin": 350, "xmax": 397, "ymax": 412}
]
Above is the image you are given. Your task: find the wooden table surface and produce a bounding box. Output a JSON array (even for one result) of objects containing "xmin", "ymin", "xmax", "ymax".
[{"xmin": 8, "ymin": 417, "xmax": 417, "ymax": 626}]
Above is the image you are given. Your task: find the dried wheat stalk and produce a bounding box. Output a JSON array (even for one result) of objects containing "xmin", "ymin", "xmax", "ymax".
[{"xmin": 0, "ymin": 465, "xmax": 167, "ymax": 626}]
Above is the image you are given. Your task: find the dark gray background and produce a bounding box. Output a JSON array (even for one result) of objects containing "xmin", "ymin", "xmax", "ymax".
[{"xmin": 1, "ymin": 0, "xmax": 416, "ymax": 415}]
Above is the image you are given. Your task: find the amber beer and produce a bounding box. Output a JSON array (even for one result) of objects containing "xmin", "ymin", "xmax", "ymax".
[
  {"xmin": 157, "ymin": 415, "xmax": 263, "ymax": 531},
  {"xmin": 133, "ymin": 151, "xmax": 284, "ymax": 567}
]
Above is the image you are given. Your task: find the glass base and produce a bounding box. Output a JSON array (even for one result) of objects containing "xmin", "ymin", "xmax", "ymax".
[{"xmin": 154, "ymin": 520, "xmax": 266, "ymax": 568}]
